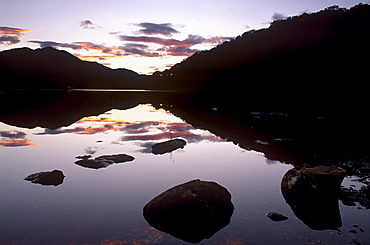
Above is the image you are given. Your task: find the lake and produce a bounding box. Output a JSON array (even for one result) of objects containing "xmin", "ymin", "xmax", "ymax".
[{"xmin": 0, "ymin": 91, "xmax": 368, "ymax": 245}]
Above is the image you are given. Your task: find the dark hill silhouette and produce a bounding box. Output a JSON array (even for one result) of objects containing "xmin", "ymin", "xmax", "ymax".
[
  {"xmin": 154, "ymin": 4, "xmax": 370, "ymax": 111},
  {"xmin": 0, "ymin": 4, "xmax": 369, "ymax": 111},
  {"xmin": 0, "ymin": 47, "xmax": 149, "ymax": 89}
]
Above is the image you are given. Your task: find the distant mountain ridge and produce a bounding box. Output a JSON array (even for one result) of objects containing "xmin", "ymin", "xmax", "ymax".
[{"xmin": 0, "ymin": 47, "xmax": 146, "ymax": 89}]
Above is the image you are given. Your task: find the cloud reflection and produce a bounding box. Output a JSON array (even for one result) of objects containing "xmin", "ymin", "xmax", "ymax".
[
  {"xmin": 35, "ymin": 114, "xmax": 225, "ymax": 153},
  {"xmin": 0, "ymin": 130, "xmax": 37, "ymax": 147}
]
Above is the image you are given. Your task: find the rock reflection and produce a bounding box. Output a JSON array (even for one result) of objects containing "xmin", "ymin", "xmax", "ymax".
[
  {"xmin": 281, "ymin": 166, "xmax": 346, "ymax": 230},
  {"xmin": 24, "ymin": 170, "xmax": 65, "ymax": 186},
  {"xmin": 151, "ymin": 138, "xmax": 186, "ymax": 155},
  {"xmin": 143, "ymin": 179, "xmax": 234, "ymax": 243},
  {"xmin": 75, "ymin": 153, "xmax": 134, "ymax": 169}
]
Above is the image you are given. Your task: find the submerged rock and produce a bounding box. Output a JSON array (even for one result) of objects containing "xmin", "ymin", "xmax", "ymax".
[
  {"xmin": 281, "ymin": 165, "xmax": 346, "ymax": 230},
  {"xmin": 151, "ymin": 138, "xmax": 186, "ymax": 155},
  {"xmin": 75, "ymin": 153, "xmax": 134, "ymax": 169},
  {"xmin": 24, "ymin": 170, "xmax": 65, "ymax": 186},
  {"xmin": 143, "ymin": 179, "xmax": 234, "ymax": 243},
  {"xmin": 267, "ymin": 212, "xmax": 288, "ymax": 222}
]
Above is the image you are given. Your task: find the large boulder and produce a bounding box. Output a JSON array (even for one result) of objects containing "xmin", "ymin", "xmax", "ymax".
[
  {"xmin": 24, "ymin": 170, "xmax": 65, "ymax": 186},
  {"xmin": 281, "ymin": 165, "xmax": 346, "ymax": 230},
  {"xmin": 143, "ymin": 179, "xmax": 234, "ymax": 243}
]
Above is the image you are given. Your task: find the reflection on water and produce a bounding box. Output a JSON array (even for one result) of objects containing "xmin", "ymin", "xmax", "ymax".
[
  {"xmin": 281, "ymin": 166, "xmax": 346, "ymax": 231},
  {"xmin": 0, "ymin": 91, "xmax": 368, "ymax": 244}
]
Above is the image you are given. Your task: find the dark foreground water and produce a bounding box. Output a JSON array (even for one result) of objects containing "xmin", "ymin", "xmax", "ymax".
[{"xmin": 0, "ymin": 91, "xmax": 368, "ymax": 245}]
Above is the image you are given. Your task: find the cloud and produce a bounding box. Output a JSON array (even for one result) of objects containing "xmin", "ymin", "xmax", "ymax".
[
  {"xmin": 120, "ymin": 43, "xmax": 161, "ymax": 57},
  {"xmin": 80, "ymin": 20, "xmax": 98, "ymax": 29},
  {"xmin": 271, "ymin": 12, "xmax": 287, "ymax": 21},
  {"xmin": 71, "ymin": 42, "xmax": 113, "ymax": 53},
  {"xmin": 28, "ymin": 40, "xmax": 82, "ymax": 49},
  {"xmin": 135, "ymin": 23, "xmax": 179, "ymax": 36},
  {"xmin": 0, "ymin": 26, "xmax": 30, "ymax": 36},
  {"xmin": 0, "ymin": 26, "xmax": 31, "ymax": 45},
  {"xmin": 119, "ymin": 34, "xmax": 231, "ymax": 57},
  {"xmin": 119, "ymin": 34, "xmax": 205, "ymax": 47},
  {"xmin": 0, "ymin": 130, "xmax": 37, "ymax": 147},
  {"xmin": 85, "ymin": 146, "xmax": 99, "ymax": 154},
  {"xmin": 0, "ymin": 35, "xmax": 21, "ymax": 45},
  {"xmin": 0, "ymin": 130, "xmax": 26, "ymax": 138},
  {"xmin": 0, "ymin": 140, "xmax": 38, "ymax": 147},
  {"xmin": 35, "ymin": 127, "xmax": 87, "ymax": 135}
]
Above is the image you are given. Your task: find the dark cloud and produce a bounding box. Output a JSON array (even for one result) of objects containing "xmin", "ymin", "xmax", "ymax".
[
  {"xmin": 121, "ymin": 121, "xmax": 161, "ymax": 134},
  {"xmin": 28, "ymin": 40, "xmax": 82, "ymax": 49},
  {"xmin": 85, "ymin": 146, "xmax": 99, "ymax": 155},
  {"xmin": 0, "ymin": 35, "xmax": 21, "ymax": 45},
  {"xmin": 271, "ymin": 12, "xmax": 287, "ymax": 21},
  {"xmin": 120, "ymin": 43, "xmax": 161, "ymax": 57},
  {"xmin": 160, "ymin": 46, "xmax": 199, "ymax": 56},
  {"xmin": 80, "ymin": 20, "xmax": 97, "ymax": 29},
  {"xmin": 35, "ymin": 127, "xmax": 87, "ymax": 135},
  {"xmin": 135, "ymin": 23, "xmax": 179, "ymax": 36},
  {"xmin": 0, "ymin": 130, "xmax": 26, "ymax": 139}
]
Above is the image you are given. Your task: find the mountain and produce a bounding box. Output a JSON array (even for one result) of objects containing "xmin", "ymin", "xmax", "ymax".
[
  {"xmin": 1, "ymin": 4, "xmax": 369, "ymax": 111},
  {"xmin": 0, "ymin": 47, "xmax": 148, "ymax": 90},
  {"xmin": 154, "ymin": 4, "xmax": 370, "ymax": 111}
]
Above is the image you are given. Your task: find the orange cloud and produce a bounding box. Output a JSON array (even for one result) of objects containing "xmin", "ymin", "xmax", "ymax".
[
  {"xmin": 75, "ymin": 123, "xmax": 123, "ymax": 135},
  {"xmin": 0, "ymin": 26, "xmax": 31, "ymax": 36},
  {"xmin": 71, "ymin": 42, "xmax": 114, "ymax": 53},
  {"xmin": 0, "ymin": 139, "xmax": 38, "ymax": 147}
]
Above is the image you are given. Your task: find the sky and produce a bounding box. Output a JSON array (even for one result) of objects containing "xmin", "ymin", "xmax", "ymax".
[{"xmin": 0, "ymin": 0, "xmax": 367, "ymax": 74}]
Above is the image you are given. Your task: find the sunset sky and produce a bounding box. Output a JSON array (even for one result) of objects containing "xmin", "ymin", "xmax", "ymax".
[{"xmin": 0, "ymin": 0, "xmax": 367, "ymax": 74}]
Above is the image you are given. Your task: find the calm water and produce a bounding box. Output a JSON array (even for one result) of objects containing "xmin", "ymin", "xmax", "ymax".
[{"xmin": 0, "ymin": 92, "xmax": 368, "ymax": 245}]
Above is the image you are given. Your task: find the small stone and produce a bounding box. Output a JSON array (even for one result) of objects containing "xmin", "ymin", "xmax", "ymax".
[
  {"xmin": 151, "ymin": 139, "xmax": 186, "ymax": 155},
  {"xmin": 351, "ymin": 238, "xmax": 362, "ymax": 245},
  {"xmin": 266, "ymin": 212, "xmax": 288, "ymax": 222},
  {"xmin": 24, "ymin": 170, "xmax": 65, "ymax": 186}
]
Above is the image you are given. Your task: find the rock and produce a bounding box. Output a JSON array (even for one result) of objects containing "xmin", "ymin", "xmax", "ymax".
[
  {"xmin": 24, "ymin": 170, "xmax": 65, "ymax": 186},
  {"xmin": 143, "ymin": 179, "xmax": 234, "ymax": 243},
  {"xmin": 151, "ymin": 138, "xmax": 186, "ymax": 155},
  {"xmin": 266, "ymin": 212, "xmax": 288, "ymax": 222},
  {"xmin": 281, "ymin": 166, "xmax": 346, "ymax": 230},
  {"xmin": 75, "ymin": 153, "xmax": 134, "ymax": 169},
  {"xmin": 281, "ymin": 166, "xmax": 347, "ymax": 196}
]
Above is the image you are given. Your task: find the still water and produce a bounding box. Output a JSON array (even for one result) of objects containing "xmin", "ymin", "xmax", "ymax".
[{"xmin": 0, "ymin": 93, "xmax": 368, "ymax": 244}]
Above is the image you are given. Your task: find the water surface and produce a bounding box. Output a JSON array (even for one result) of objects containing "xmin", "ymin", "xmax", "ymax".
[{"xmin": 0, "ymin": 92, "xmax": 368, "ymax": 245}]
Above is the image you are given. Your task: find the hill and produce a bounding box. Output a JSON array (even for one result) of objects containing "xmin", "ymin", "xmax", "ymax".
[
  {"xmin": 154, "ymin": 4, "xmax": 370, "ymax": 111},
  {"xmin": 0, "ymin": 47, "xmax": 147, "ymax": 90},
  {"xmin": 1, "ymin": 4, "xmax": 369, "ymax": 111}
]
